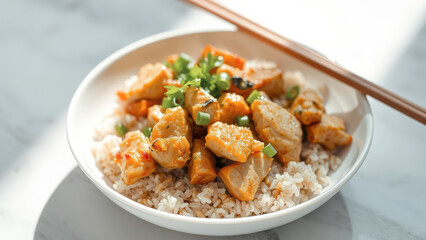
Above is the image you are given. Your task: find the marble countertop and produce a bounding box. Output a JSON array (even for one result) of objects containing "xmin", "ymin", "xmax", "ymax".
[{"xmin": 1, "ymin": 0, "xmax": 425, "ymax": 239}]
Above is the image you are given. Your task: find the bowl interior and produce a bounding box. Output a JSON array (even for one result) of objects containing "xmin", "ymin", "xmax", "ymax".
[{"xmin": 67, "ymin": 29, "xmax": 373, "ymax": 229}]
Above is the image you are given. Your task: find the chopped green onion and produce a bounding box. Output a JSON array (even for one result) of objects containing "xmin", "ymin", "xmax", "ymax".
[
  {"xmin": 262, "ymin": 143, "xmax": 277, "ymax": 158},
  {"xmin": 196, "ymin": 112, "xmax": 211, "ymax": 126},
  {"xmin": 246, "ymin": 90, "xmax": 262, "ymax": 104},
  {"xmin": 161, "ymin": 97, "xmax": 173, "ymax": 109},
  {"xmin": 142, "ymin": 127, "xmax": 152, "ymax": 138},
  {"xmin": 216, "ymin": 72, "xmax": 231, "ymax": 91},
  {"xmin": 236, "ymin": 115, "xmax": 249, "ymax": 127},
  {"xmin": 161, "ymin": 97, "xmax": 180, "ymax": 109},
  {"xmin": 286, "ymin": 85, "xmax": 300, "ymax": 101},
  {"xmin": 115, "ymin": 123, "xmax": 128, "ymax": 137}
]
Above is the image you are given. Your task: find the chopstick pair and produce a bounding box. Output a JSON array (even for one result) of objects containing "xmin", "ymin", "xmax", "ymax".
[{"xmin": 185, "ymin": 0, "xmax": 426, "ymax": 124}]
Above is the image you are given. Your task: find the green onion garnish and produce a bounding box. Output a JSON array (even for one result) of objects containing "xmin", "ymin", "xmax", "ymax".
[
  {"xmin": 115, "ymin": 123, "xmax": 128, "ymax": 137},
  {"xmin": 161, "ymin": 97, "xmax": 172, "ymax": 109},
  {"xmin": 162, "ymin": 97, "xmax": 179, "ymax": 109},
  {"xmin": 196, "ymin": 112, "xmax": 211, "ymax": 126},
  {"xmin": 246, "ymin": 90, "xmax": 262, "ymax": 104},
  {"xmin": 286, "ymin": 85, "xmax": 300, "ymax": 101},
  {"xmin": 236, "ymin": 115, "xmax": 249, "ymax": 127},
  {"xmin": 216, "ymin": 72, "xmax": 231, "ymax": 91},
  {"xmin": 262, "ymin": 143, "xmax": 277, "ymax": 158},
  {"xmin": 142, "ymin": 127, "xmax": 152, "ymax": 138}
]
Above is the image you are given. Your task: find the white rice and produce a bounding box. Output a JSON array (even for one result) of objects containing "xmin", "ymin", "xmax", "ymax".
[
  {"xmin": 90, "ymin": 73, "xmax": 342, "ymax": 218},
  {"xmin": 93, "ymin": 101, "xmax": 148, "ymax": 141}
]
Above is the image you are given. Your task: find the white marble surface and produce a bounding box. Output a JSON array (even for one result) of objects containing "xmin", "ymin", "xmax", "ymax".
[{"xmin": 0, "ymin": 0, "xmax": 425, "ymax": 239}]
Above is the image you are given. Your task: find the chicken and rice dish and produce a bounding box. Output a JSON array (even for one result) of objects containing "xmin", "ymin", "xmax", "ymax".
[{"xmin": 91, "ymin": 45, "xmax": 352, "ymax": 218}]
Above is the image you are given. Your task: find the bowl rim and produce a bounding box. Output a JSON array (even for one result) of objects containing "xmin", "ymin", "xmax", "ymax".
[{"xmin": 67, "ymin": 28, "xmax": 374, "ymax": 225}]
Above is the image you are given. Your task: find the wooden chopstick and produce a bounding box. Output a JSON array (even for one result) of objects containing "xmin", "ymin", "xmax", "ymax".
[{"xmin": 185, "ymin": 0, "xmax": 426, "ymax": 124}]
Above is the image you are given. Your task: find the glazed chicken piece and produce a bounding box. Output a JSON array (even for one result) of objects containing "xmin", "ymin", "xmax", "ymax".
[
  {"xmin": 147, "ymin": 105, "xmax": 165, "ymax": 127},
  {"xmin": 305, "ymin": 114, "xmax": 352, "ymax": 149},
  {"xmin": 216, "ymin": 64, "xmax": 253, "ymax": 98},
  {"xmin": 217, "ymin": 64, "xmax": 283, "ymax": 98},
  {"xmin": 251, "ymin": 99, "xmax": 303, "ymax": 164},
  {"xmin": 150, "ymin": 106, "xmax": 192, "ymax": 142},
  {"xmin": 219, "ymin": 152, "xmax": 273, "ymax": 201},
  {"xmin": 247, "ymin": 68, "xmax": 284, "ymax": 97},
  {"xmin": 117, "ymin": 63, "xmax": 173, "ymax": 101},
  {"xmin": 188, "ymin": 139, "xmax": 217, "ymax": 184},
  {"xmin": 151, "ymin": 136, "xmax": 191, "ymax": 169},
  {"xmin": 290, "ymin": 89, "xmax": 324, "ymax": 125},
  {"xmin": 216, "ymin": 64, "xmax": 243, "ymax": 78},
  {"xmin": 205, "ymin": 122, "xmax": 253, "ymax": 163},
  {"xmin": 258, "ymin": 91, "xmax": 271, "ymax": 101},
  {"xmin": 215, "ymin": 65, "xmax": 262, "ymax": 98},
  {"xmin": 115, "ymin": 131, "xmax": 156, "ymax": 185},
  {"xmin": 125, "ymin": 99, "xmax": 161, "ymax": 118},
  {"xmin": 150, "ymin": 106, "xmax": 192, "ymax": 169},
  {"xmin": 184, "ymin": 87, "xmax": 220, "ymax": 125},
  {"xmin": 251, "ymin": 139, "xmax": 265, "ymax": 153},
  {"xmin": 218, "ymin": 93, "xmax": 251, "ymax": 124},
  {"xmin": 201, "ymin": 45, "xmax": 246, "ymax": 70}
]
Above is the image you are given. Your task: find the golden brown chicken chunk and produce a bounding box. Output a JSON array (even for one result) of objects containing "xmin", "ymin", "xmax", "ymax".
[
  {"xmin": 117, "ymin": 63, "xmax": 173, "ymax": 101},
  {"xmin": 251, "ymin": 139, "xmax": 265, "ymax": 153},
  {"xmin": 217, "ymin": 65, "xmax": 282, "ymax": 98},
  {"xmin": 150, "ymin": 106, "xmax": 192, "ymax": 142},
  {"xmin": 251, "ymin": 99, "xmax": 302, "ymax": 164},
  {"xmin": 151, "ymin": 136, "xmax": 191, "ymax": 169},
  {"xmin": 248, "ymin": 68, "xmax": 284, "ymax": 97},
  {"xmin": 218, "ymin": 93, "xmax": 251, "ymax": 124},
  {"xmin": 125, "ymin": 99, "xmax": 161, "ymax": 117},
  {"xmin": 147, "ymin": 105, "xmax": 165, "ymax": 127},
  {"xmin": 205, "ymin": 122, "xmax": 253, "ymax": 163},
  {"xmin": 201, "ymin": 45, "xmax": 246, "ymax": 70},
  {"xmin": 184, "ymin": 87, "xmax": 220, "ymax": 125},
  {"xmin": 150, "ymin": 106, "xmax": 192, "ymax": 169},
  {"xmin": 216, "ymin": 64, "xmax": 242, "ymax": 77},
  {"xmin": 188, "ymin": 139, "xmax": 217, "ymax": 184},
  {"xmin": 216, "ymin": 65, "xmax": 252, "ymax": 98},
  {"xmin": 219, "ymin": 152, "xmax": 273, "ymax": 201},
  {"xmin": 258, "ymin": 91, "xmax": 271, "ymax": 101},
  {"xmin": 290, "ymin": 89, "xmax": 324, "ymax": 125},
  {"xmin": 305, "ymin": 114, "xmax": 352, "ymax": 149},
  {"xmin": 115, "ymin": 131, "xmax": 156, "ymax": 185}
]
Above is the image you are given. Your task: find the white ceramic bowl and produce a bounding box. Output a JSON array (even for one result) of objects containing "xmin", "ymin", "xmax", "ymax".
[{"xmin": 67, "ymin": 29, "xmax": 373, "ymax": 236}]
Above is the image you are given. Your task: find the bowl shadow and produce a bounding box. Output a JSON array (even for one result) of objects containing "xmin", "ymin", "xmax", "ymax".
[{"xmin": 34, "ymin": 167, "xmax": 353, "ymax": 240}]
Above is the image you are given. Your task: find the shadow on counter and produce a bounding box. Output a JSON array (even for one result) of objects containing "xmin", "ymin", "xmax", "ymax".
[{"xmin": 34, "ymin": 167, "xmax": 352, "ymax": 240}]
